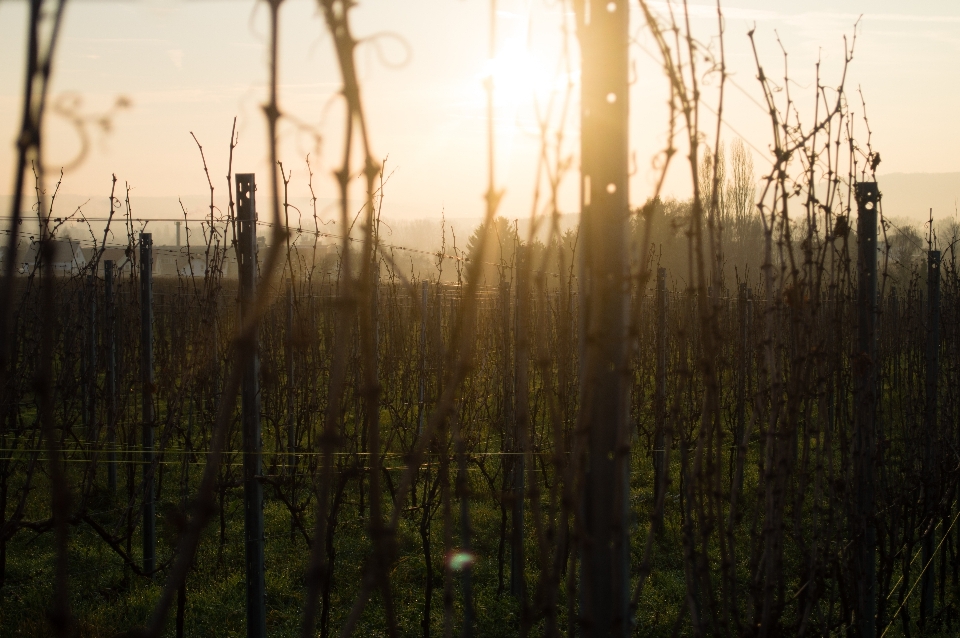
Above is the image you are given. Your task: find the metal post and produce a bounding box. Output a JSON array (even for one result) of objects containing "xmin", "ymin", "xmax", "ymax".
[
  {"xmin": 653, "ymin": 268, "xmax": 667, "ymax": 535},
  {"xmin": 921, "ymin": 248, "xmax": 941, "ymax": 625},
  {"xmin": 286, "ymin": 279, "xmax": 296, "ymax": 541},
  {"xmin": 455, "ymin": 412, "xmax": 475, "ymax": 637},
  {"xmin": 577, "ymin": 0, "xmax": 630, "ymax": 634},
  {"xmin": 84, "ymin": 274, "xmax": 97, "ymax": 447},
  {"xmin": 139, "ymin": 233, "xmax": 156, "ymax": 576},
  {"xmin": 177, "ymin": 396, "xmax": 193, "ymax": 638},
  {"xmin": 286, "ymin": 279, "xmax": 295, "ymax": 477},
  {"xmin": 366, "ymin": 257, "xmax": 381, "ymax": 527},
  {"xmin": 511, "ymin": 246, "xmax": 528, "ymax": 602},
  {"xmin": 498, "ymin": 278, "xmax": 517, "ymax": 597},
  {"xmin": 418, "ymin": 281, "xmax": 428, "ymax": 437},
  {"xmin": 236, "ymin": 172, "xmax": 266, "ymax": 638},
  {"xmin": 105, "ymin": 260, "xmax": 117, "ymax": 495},
  {"xmin": 733, "ymin": 283, "xmax": 748, "ymax": 486},
  {"xmin": 854, "ymin": 182, "xmax": 879, "ymax": 638}
]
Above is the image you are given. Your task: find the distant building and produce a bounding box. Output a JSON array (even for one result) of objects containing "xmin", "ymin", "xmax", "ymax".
[
  {"xmin": 97, "ymin": 246, "xmax": 138, "ymax": 275},
  {"xmin": 175, "ymin": 255, "xmax": 209, "ymax": 278},
  {"xmin": 22, "ymin": 239, "xmax": 87, "ymax": 275},
  {"xmin": 0, "ymin": 244, "xmax": 21, "ymax": 274},
  {"xmin": 283, "ymin": 243, "xmax": 340, "ymax": 278},
  {"xmin": 153, "ymin": 245, "xmax": 235, "ymax": 278}
]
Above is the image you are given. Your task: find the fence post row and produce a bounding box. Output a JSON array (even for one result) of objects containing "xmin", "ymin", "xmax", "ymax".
[
  {"xmin": 854, "ymin": 182, "xmax": 879, "ymax": 638},
  {"xmin": 236, "ymin": 172, "xmax": 267, "ymax": 638},
  {"xmin": 577, "ymin": 0, "xmax": 630, "ymax": 634},
  {"xmin": 139, "ymin": 233, "xmax": 156, "ymax": 577}
]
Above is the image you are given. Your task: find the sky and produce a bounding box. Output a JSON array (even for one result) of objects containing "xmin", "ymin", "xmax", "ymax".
[{"xmin": 1, "ymin": 0, "xmax": 959, "ymax": 237}]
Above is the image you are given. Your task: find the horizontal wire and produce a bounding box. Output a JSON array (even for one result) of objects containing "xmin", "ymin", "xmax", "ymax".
[{"xmin": 1, "ymin": 222, "xmax": 528, "ymax": 271}]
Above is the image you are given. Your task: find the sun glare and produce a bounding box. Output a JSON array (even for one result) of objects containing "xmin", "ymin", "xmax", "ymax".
[{"xmin": 478, "ymin": 18, "xmax": 571, "ymax": 114}]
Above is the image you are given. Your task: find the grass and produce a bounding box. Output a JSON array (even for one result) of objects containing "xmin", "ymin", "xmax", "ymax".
[{"xmin": 1, "ymin": 451, "xmax": 704, "ymax": 637}]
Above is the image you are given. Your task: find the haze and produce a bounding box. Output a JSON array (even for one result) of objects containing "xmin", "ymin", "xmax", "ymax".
[{"xmin": 1, "ymin": 0, "xmax": 958, "ymax": 234}]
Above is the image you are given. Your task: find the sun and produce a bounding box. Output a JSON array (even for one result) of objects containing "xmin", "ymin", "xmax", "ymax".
[
  {"xmin": 478, "ymin": 22, "xmax": 568, "ymax": 113},
  {"xmin": 485, "ymin": 47, "xmax": 541, "ymax": 108}
]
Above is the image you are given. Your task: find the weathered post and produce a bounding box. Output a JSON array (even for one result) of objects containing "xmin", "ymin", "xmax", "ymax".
[
  {"xmin": 653, "ymin": 268, "xmax": 667, "ymax": 535},
  {"xmin": 921, "ymin": 248, "xmax": 941, "ymax": 626},
  {"xmin": 854, "ymin": 182, "xmax": 879, "ymax": 638},
  {"xmin": 105, "ymin": 260, "xmax": 117, "ymax": 495},
  {"xmin": 236, "ymin": 172, "xmax": 266, "ymax": 638},
  {"xmin": 576, "ymin": 0, "xmax": 630, "ymax": 633},
  {"xmin": 139, "ymin": 233, "xmax": 156, "ymax": 576}
]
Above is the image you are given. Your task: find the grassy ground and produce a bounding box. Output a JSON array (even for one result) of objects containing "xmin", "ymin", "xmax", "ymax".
[
  {"xmin": 6, "ymin": 460, "xmax": 959, "ymax": 637},
  {"xmin": 1, "ymin": 471, "xmax": 620, "ymax": 637}
]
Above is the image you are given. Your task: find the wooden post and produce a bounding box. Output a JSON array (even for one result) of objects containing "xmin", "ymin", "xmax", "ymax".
[
  {"xmin": 921, "ymin": 248, "xmax": 941, "ymax": 626},
  {"xmin": 139, "ymin": 233, "xmax": 156, "ymax": 576},
  {"xmin": 105, "ymin": 260, "xmax": 117, "ymax": 495},
  {"xmin": 854, "ymin": 182, "xmax": 879, "ymax": 638},
  {"xmin": 236, "ymin": 172, "xmax": 266, "ymax": 638},
  {"xmin": 577, "ymin": 0, "xmax": 630, "ymax": 633}
]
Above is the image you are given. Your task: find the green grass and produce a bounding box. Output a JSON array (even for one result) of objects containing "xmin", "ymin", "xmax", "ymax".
[{"xmin": 6, "ymin": 449, "xmax": 960, "ymax": 637}]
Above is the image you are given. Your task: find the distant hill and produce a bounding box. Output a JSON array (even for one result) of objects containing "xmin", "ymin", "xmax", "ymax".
[{"xmin": 877, "ymin": 172, "xmax": 960, "ymax": 223}]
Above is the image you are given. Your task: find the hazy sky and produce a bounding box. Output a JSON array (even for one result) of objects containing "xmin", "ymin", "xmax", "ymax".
[{"xmin": 1, "ymin": 0, "xmax": 958, "ymax": 227}]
